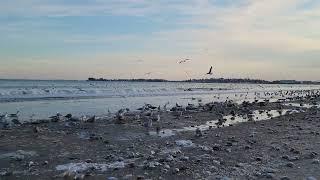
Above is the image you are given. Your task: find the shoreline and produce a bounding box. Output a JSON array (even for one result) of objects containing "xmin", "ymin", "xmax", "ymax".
[{"xmin": 0, "ymin": 95, "xmax": 320, "ymax": 179}]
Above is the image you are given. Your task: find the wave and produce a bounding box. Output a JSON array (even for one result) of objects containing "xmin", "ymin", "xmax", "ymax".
[{"xmin": 1, "ymin": 80, "xmax": 320, "ymax": 102}]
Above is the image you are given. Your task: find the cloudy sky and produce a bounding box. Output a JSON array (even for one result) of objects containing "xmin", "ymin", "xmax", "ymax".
[{"xmin": 0, "ymin": 0, "xmax": 319, "ymax": 80}]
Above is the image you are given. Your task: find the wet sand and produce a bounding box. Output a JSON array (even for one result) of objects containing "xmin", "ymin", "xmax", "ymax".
[{"xmin": 0, "ymin": 97, "xmax": 320, "ymax": 179}]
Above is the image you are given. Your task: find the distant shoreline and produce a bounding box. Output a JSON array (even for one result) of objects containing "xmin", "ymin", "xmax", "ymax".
[
  {"xmin": 0, "ymin": 78, "xmax": 319, "ymax": 85},
  {"xmin": 87, "ymin": 77, "xmax": 320, "ymax": 85}
]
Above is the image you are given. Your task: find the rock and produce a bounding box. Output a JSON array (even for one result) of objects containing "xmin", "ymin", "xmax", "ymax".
[
  {"xmin": 196, "ymin": 128, "xmax": 203, "ymax": 137},
  {"xmin": 312, "ymin": 159, "xmax": 320, "ymax": 164},
  {"xmin": 286, "ymin": 162, "xmax": 294, "ymax": 168}
]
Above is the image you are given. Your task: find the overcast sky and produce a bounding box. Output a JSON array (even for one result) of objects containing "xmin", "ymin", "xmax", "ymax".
[{"xmin": 0, "ymin": 0, "xmax": 320, "ymax": 80}]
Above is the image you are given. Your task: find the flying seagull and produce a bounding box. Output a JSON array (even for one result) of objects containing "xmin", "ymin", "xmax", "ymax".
[
  {"xmin": 144, "ymin": 72, "xmax": 152, "ymax": 76},
  {"xmin": 206, "ymin": 66, "xmax": 213, "ymax": 75},
  {"xmin": 178, "ymin": 58, "xmax": 191, "ymax": 64}
]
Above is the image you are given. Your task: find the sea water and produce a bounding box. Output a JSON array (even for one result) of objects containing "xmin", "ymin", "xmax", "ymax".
[{"xmin": 0, "ymin": 79, "xmax": 319, "ymax": 120}]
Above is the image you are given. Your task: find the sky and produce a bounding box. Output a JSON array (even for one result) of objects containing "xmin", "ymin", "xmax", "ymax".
[{"xmin": 0, "ymin": 0, "xmax": 320, "ymax": 81}]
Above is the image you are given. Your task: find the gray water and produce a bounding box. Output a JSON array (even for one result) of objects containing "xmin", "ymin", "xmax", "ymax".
[{"xmin": 0, "ymin": 79, "xmax": 319, "ymax": 120}]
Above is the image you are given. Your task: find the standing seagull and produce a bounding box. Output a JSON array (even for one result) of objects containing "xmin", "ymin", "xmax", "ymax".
[{"xmin": 206, "ymin": 66, "xmax": 213, "ymax": 75}]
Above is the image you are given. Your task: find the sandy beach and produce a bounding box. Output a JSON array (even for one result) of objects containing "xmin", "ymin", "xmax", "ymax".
[{"xmin": 1, "ymin": 94, "xmax": 320, "ymax": 180}]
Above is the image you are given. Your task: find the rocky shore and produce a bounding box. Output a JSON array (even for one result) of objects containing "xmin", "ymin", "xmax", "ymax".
[{"xmin": 1, "ymin": 95, "xmax": 320, "ymax": 179}]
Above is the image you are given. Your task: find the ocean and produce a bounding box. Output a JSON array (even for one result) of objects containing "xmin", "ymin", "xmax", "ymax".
[{"xmin": 0, "ymin": 79, "xmax": 319, "ymax": 120}]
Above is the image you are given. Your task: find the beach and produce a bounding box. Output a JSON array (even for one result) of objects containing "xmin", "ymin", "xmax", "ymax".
[{"xmin": 1, "ymin": 88, "xmax": 320, "ymax": 179}]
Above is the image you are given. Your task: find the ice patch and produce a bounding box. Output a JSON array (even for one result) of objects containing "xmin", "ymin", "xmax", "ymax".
[{"xmin": 56, "ymin": 161, "xmax": 126, "ymax": 173}]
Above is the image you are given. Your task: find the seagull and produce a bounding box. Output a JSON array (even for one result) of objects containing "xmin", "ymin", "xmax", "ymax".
[
  {"xmin": 0, "ymin": 113, "xmax": 7, "ymax": 121},
  {"xmin": 144, "ymin": 72, "xmax": 152, "ymax": 76},
  {"xmin": 206, "ymin": 66, "xmax": 213, "ymax": 75},
  {"xmin": 178, "ymin": 58, "xmax": 191, "ymax": 64},
  {"xmin": 65, "ymin": 114, "xmax": 72, "ymax": 119},
  {"xmin": 49, "ymin": 113, "xmax": 62, "ymax": 122},
  {"xmin": 86, "ymin": 115, "xmax": 95, "ymax": 123},
  {"xmin": 9, "ymin": 111, "xmax": 19, "ymax": 118}
]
